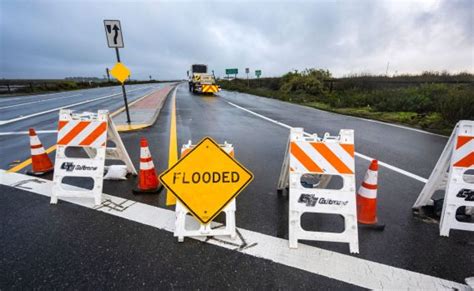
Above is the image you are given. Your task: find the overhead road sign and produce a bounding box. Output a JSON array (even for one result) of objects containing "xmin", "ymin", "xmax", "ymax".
[
  {"xmin": 110, "ymin": 62, "xmax": 131, "ymax": 84},
  {"xmin": 160, "ymin": 137, "xmax": 253, "ymax": 224},
  {"xmin": 104, "ymin": 20, "xmax": 124, "ymax": 48},
  {"xmin": 225, "ymin": 68, "xmax": 238, "ymax": 75}
]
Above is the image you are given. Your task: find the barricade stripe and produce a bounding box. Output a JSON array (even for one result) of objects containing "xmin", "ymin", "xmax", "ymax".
[
  {"xmin": 456, "ymin": 136, "xmax": 474, "ymax": 149},
  {"xmin": 58, "ymin": 120, "xmax": 68, "ymax": 131},
  {"xmin": 79, "ymin": 122, "xmax": 107, "ymax": 146},
  {"xmin": 68, "ymin": 122, "xmax": 99, "ymax": 146},
  {"xmin": 340, "ymin": 144, "xmax": 355, "ymax": 157},
  {"xmin": 57, "ymin": 121, "xmax": 90, "ymax": 145},
  {"xmin": 58, "ymin": 120, "xmax": 80, "ymax": 141},
  {"xmin": 300, "ymin": 142, "xmax": 337, "ymax": 173},
  {"xmin": 453, "ymin": 152, "xmax": 474, "ymax": 168},
  {"xmin": 311, "ymin": 142, "xmax": 353, "ymax": 174},
  {"xmin": 290, "ymin": 154, "xmax": 308, "ymax": 172},
  {"xmin": 291, "ymin": 142, "xmax": 323, "ymax": 173},
  {"xmin": 325, "ymin": 143, "xmax": 355, "ymax": 173}
]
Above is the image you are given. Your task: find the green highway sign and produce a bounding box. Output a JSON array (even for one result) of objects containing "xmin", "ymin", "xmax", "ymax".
[
  {"xmin": 226, "ymin": 68, "xmax": 238, "ymax": 75},
  {"xmin": 255, "ymin": 70, "xmax": 262, "ymax": 78}
]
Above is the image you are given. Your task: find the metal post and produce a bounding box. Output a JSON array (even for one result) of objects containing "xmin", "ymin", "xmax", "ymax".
[
  {"xmin": 115, "ymin": 47, "xmax": 131, "ymax": 124},
  {"xmin": 247, "ymin": 73, "xmax": 249, "ymax": 87}
]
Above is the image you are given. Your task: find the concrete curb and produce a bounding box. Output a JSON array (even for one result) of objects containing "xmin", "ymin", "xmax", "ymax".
[{"xmin": 113, "ymin": 83, "xmax": 180, "ymax": 132}]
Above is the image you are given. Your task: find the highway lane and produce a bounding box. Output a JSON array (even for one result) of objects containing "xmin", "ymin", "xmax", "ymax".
[
  {"xmin": 169, "ymin": 86, "xmax": 472, "ymax": 283},
  {"xmin": 217, "ymin": 90, "xmax": 448, "ymax": 180},
  {"xmin": 1, "ymin": 84, "xmax": 471, "ymax": 288},
  {"xmin": 0, "ymin": 84, "xmax": 167, "ymax": 170},
  {"xmin": 103, "ymin": 84, "xmax": 471, "ymax": 284}
]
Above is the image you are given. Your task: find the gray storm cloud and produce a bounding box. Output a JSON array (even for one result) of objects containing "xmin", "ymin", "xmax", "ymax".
[{"xmin": 0, "ymin": 0, "xmax": 472, "ymax": 79}]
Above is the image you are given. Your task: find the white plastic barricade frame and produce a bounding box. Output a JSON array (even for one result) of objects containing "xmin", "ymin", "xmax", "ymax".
[
  {"xmin": 281, "ymin": 127, "xmax": 359, "ymax": 253},
  {"xmin": 174, "ymin": 140, "xmax": 236, "ymax": 242},
  {"xmin": 51, "ymin": 109, "xmax": 136, "ymax": 205},
  {"xmin": 413, "ymin": 120, "xmax": 473, "ymax": 236}
]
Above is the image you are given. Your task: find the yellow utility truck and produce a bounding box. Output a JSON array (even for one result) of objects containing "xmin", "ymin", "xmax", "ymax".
[{"xmin": 188, "ymin": 64, "xmax": 219, "ymax": 94}]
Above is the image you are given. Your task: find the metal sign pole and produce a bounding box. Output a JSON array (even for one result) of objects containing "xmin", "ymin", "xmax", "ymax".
[{"xmin": 115, "ymin": 47, "xmax": 131, "ymax": 124}]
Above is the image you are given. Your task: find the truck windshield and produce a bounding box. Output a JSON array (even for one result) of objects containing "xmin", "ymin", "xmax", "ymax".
[{"xmin": 192, "ymin": 65, "xmax": 207, "ymax": 73}]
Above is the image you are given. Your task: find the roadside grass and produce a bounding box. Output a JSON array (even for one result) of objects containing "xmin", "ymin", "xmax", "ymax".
[{"xmin": 304, "ymin": 102, "xmax": 451, "ymax": 135}]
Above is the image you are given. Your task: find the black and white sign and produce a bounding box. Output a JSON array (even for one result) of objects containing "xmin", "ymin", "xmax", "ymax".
[{"xmin": 104, "ymin": 20, "xmax": 124, "ymax": 48}]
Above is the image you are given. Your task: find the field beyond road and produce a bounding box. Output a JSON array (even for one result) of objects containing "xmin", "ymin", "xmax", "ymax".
[{"xmin": 219, "ymin": 71, "xmax": 474, "ymax": 135}]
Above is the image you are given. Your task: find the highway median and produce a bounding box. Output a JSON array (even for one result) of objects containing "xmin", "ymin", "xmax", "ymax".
[{"xmin": 113, "ymin": 83, "xmax": 178, "ymax": 132}]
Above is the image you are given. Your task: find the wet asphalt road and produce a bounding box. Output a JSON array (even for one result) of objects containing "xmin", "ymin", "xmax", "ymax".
[
  {"xmin": 0, "ymin": 84, "xmax": 166, "ymax": 170},
  {"xmin": 1, "ymin": 83, "xmax": 472, "ymax": 288}
]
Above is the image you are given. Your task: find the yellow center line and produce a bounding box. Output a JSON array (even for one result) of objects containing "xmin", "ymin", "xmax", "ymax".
[
  {"xmin": 8, "ymin": 145, "xmax": 57, "ymax": 173},
  {"xmin": 165, "ymin": 87, "xmax": 178, "ymax": 206}
]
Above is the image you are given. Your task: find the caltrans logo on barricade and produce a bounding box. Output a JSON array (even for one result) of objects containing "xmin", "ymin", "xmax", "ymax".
[
  {"xmin": 160, "ymin": 137, "xmax": 253, "ymax": 225},
  {"xmin": 278, "ymin": 127, "xmax": 359, "ymax": 253},
  {"xmin": 51, "ymin": 109, "xmax": 136, "ymax": 205},
  {"xmin": 413, "ymin": 120, "xmax": 473, "ymax": 236}
]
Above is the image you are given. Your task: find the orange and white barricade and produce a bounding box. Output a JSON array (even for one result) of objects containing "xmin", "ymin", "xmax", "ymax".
[
  {"xmin": 51, "ymin": 109, "xmax": 136, "ymax": 205},
  {"xmin": 174, "ymin": 140, "xmax": 236, "ymax": 242},
  {"xmin": 279, "ymin": 127, "xmax": 359, "ymax": 253},
  {"xmin": 413, "ymin": 120, "xmax": 473, "ymax": 236}
]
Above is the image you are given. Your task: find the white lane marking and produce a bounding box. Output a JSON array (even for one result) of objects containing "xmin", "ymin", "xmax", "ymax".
[
  {"xmin": 0, "ymin": 170, "xmax": 467, "ymax": 290},
  {"xmin": 224, "ymin": 91, "xmax": 448, "ymax": 138},
  {"xmin": 355, "ymin": 152, "xmax": 428, "ymax": 183},
  {"xmin": 356, "ymin": 116, "xmax": 448, "ymax": 138},
  {"xmin": 0, "ymin": 86, "xmax": 155, "ymax": 126},
  {"xmin": 0, "ymin": 94, "xmax": 82, "ymax": 110},
  {"xmin": 0, "ymin": 91, "xmax": 66, "ymax": 102},
  {"xmin": 227, "ymin": 101, "xmax": 429, "ymax": 183},
  {"xmin": 0, "ymin": 130, "xmax": 57, "ymax": 136}
]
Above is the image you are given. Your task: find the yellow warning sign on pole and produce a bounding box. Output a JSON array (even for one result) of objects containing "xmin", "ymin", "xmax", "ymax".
[
  {"xmin": 110, "ymin": 62, "xmax": 131, "ymax": 84},
  {"xmin": 159, "ymin": 137, "xmax": 253, "ymax": 224}
]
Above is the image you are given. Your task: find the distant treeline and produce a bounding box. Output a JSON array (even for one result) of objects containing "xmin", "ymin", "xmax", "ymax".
[
  {"xmin": 0, "ymin": 79, "xmax": 176, "ymax": 95},
  {"xmin": 219, "ymin": 70, "xmax": 474, "ymax": 134}
]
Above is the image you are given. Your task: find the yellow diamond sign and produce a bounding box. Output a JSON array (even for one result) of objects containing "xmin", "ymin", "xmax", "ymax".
[
  {"xmin": 110, "ymin": 62, "xmax": 130, "ymax": 84},
  {"xmin": 159, "ymin": 137, "xmax": 253, "ymax": 224}
]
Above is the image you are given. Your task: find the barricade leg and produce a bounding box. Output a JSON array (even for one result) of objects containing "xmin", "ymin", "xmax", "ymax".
[{"xmin": 289, "ymin": 210, "xmax": 299, "ymax": 249}]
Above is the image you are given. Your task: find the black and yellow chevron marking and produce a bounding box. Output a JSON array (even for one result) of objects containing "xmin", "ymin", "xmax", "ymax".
[{"xmin": 202, "ymin": 84, "xmax": 219, "ymax": 93}]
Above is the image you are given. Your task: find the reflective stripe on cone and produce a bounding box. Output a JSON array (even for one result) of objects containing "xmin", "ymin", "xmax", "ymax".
[
  {"xmin": 133, "ymin": 137, "xmax": 162, "ymax": 194},
  {"xmin": 28, "ymin": 128, "xmax": 53, "ymax": 175},
  {"xmin": 357, "ymin": 160, "xmax": 380, "ymax": 225}
]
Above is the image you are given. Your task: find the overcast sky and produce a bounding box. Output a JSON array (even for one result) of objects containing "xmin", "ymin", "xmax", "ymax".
[{"xmin": 0, "ymin": 0, "xmax": 472, "ymax": 80}]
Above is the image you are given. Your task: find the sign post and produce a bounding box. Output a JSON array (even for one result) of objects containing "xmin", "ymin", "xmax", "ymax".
[
  {"xmin": 255, "ymin": 70, "xmax": 262, "ymax": 86},
  {"xmin": 245, "ymin": 67, "xmax": 249, "ymax": 87},
  {"xmin": 160, "ymin": 137, "xmax": 253, "ymax": 224},
  {"xmin": 104, "ymin": 19, "xmax": 131, "ymax": 124}
]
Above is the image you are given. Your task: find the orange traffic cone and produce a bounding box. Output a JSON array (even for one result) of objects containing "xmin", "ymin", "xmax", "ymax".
[
  {"xmin": 357, "ymin": 160, "xmax": 385, "ymax": 230},
  {"xmin": 27, "ymin": 128, "xmax": 54, "ymax": 175},
  {"xmin": 133, "ymin": 137, "xmax": 162, "ymax": 194}
]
